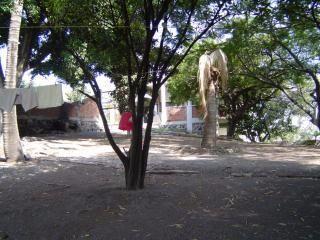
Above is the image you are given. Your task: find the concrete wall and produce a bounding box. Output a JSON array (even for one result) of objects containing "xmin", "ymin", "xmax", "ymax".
[{"xmin": 160, "ymin": 102, "xmax": 228, "ymax": 135}]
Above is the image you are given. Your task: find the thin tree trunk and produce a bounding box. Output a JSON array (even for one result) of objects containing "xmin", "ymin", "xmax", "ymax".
[
  {"xmin": 227, "ymin": 117, "xmax": 237, "ymax": 138},
  {"xmin": 126, "ymin": 96, "xmax": 145, "ymax": 190},
  {"xmin": 0, "ymin": 59, "xmax": 3, "ymax": 155},
  {"xmin": 16, "ymin": 28, "xmax": 34, "ymax": 87},
  {"xmin": 124, "ymin": 127, "xmax": 144, "ymax": 190},
  {"xmin": 91, "ymin": 76, "xmax": 147, "ymax": 190},
  {"xmin": 3, "ymin": 0, "xmax": 25, "ymax": 162},
  {"xmin": 0, "ymin": 110, "xmax": 2, "ymax": 138},
  {"xmin": 201, "ymin": 80, "xmax": 218, "ymax": 148},
  {"xmin": 140, "ymin": 90, "xmax": 159, "ymax": 189}
]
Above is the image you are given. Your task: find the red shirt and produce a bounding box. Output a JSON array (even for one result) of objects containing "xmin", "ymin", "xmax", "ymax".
[{"xmin": 119, "ymin": 112, "xmax": 133, "ymax": 131}]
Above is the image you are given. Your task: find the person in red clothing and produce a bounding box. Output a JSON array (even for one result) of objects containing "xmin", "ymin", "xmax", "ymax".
[{"xmin": 119, "ymin": 111, "xmax": 133, "ymax": 134}]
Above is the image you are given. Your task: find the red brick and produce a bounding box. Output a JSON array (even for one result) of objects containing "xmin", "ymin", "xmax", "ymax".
[{"xmin": 167, "ymin": 106, "xmax": 186, "ymax": 122}]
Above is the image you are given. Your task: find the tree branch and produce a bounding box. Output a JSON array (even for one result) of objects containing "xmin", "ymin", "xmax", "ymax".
[
  {"xmin": 160, "ymin": 1, "xmax": 227, "ymax": 85},
  {"xmin": 244, "ymin": 72, "xmax": 314, "ymax": 119},
  {"xmin": 159, "ymin": 1, "xmax": 197, "ymax": 71},
  {"xmin": 119, "ymin": 0, "xmax": 139, "ymax": 68},
  {"xmin": 137, "ymin": 0, "xmax": 172, "ymax": 88},
  {"xmin": 78, "ymin": 89, "xmax": 96, "ymax": 102},
  {"xmin": 311, "ymin": 1, "xmax": 320, "ymax": 31},
  {"xmin": 274, "ymin": 37, "xmax": 320, "ymax": 124},
  {"xmin": 66, "ymin": 47, "xmax": 128, "ymax": 165},
  {"xmin": 152, "ymin": 15, "xmax": 168, "ymax": 86},
  {"xmin": 298, "ymin": 85, "xmax": 314, "ymax": 109}
]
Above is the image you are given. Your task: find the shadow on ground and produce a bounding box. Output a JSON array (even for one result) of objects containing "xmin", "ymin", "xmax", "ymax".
[{"xmin": 0, "ymin": 133, "xmax": 320, "ymax": 240}]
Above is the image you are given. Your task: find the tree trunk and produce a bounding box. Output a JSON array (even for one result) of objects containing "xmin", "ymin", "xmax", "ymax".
[
  {"xmin": 0, "ymin": 60, "xmax": 3, "ymax": 153},
  {"xmin": 97, "ymin": 100, "xmax": 147, "ymax": 190},
  {"xmin": 227, "ymin": 116, "xmax": 237, "ymax": 138},
  {"xmin": 201, "ymin": 80, "xmax": 218, "ymax": 148},
  {"xmin": 3, "ymin": 0, "xmax": 25, "ymax": 162},
  {"xmin": 93, "ymin": 79, "xmax": 147, "ymax": 190},
  {"xmin": 125, "ymin": 145, "xmax": 145, "ymax": 190},
  {"xmin": 315, "ymin": 101, "xmax": 320, "ymax": 131},
  {"xmin": 139, "ymin": 91, "xmax": 158, "ymax": 189},
  {"xmin": 125, "ymin": 96, "xmax": 146, "ymax": 190},
  {"xmin": 3, "ymin": 109, "xmax": 24, "ymax": 161},
  {"xmin": 0, "ymin": 110, "xmax": 2, "ymax": 136}
]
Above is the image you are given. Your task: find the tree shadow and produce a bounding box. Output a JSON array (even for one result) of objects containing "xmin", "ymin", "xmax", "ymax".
[{"xmin": 0, "ymin": 153, "xmax": 320, "ymax": 240}]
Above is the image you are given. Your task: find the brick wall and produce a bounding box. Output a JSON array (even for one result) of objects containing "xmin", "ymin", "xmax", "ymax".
[
  {"xmin": 17, "ymin": 98, "xmax": 102, "ymax": 136},
  {"xmin": 18, "ymin": 98, "xmax": 100, "ymax": 120},
  {"xmin": 191, "ymin": 106, "xmax": 225, "ymax": 118},
  {"xmin": 63, "ymin": 103, "xmax": 79, "ymax": 119},
  {"xmin": 167, "ymin": 106, "xmax": 186, "ymax": 122},
  {"xmin": 166, "ymin": 106, "xmax": 203, "ymax": 121},
  {"xmin": 18, "ymin": 106, "xmax": 62, "ymax": 119},
  {"xmin": 192, "ymin": 106, "xmax": 202, "ymax": 118},
  {"xmin": 64, "ymin": 98, "xmax": 100, "ymax": 120},
  {"xmin": 78, "ymin": 98, "xmax": 100, "ymax": 119}
]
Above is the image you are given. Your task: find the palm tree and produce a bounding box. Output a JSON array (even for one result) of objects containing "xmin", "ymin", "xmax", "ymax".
[
  {"xmin": 0, "ymin": 59, "xmax": 4, "ymax": 142},
  {"xmin": 198, "ymin": 49, "xmax": 228, "ymax": 148},
  {"xmin": 2, "ymin": 0, "xmax": 25, "ymax": 162}
]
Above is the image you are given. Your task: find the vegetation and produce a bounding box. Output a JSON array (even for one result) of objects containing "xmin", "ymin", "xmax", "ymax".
[
  {"xmin": 236, "ymin": 96, "xmax": 298, "ymax": 142},
  {"xmin": 168, "ymin": 0, "xmax": 319, "ymax": 141},
  {"xmin": 234, "ymin": 0, "xmax": 320, "ymax": 130}
]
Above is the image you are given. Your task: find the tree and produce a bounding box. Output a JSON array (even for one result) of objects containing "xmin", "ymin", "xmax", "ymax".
[
  {"xmin": 0, "ymin": 0, "xmax": 57, "ymax": 161},
  {"xmin": 0, "ymin": 0, "xmax": 50, "ymax": 87},
  {"xmin": 167, "ymin": 1, "xmax": 316, "ymax": 140},
  {"xmin": 198, "ymin": 49, "xmax": 228, "ymax": 147},
  {"xmin": 2, "ymin": 0, "xmax": 25, "ymax": 162},
  {"xmin": 236, "ymin": 96, "xmax": 297, "ymax": 142},
  {"xmin": 36, "ymin": 0, "xmax": 231, "ymax": 189},
  {"xmin": 234, "ymin": 0, "xmax": 320, "ymax": 130},
  {"xmin": 167, "ymin": 39, "xmax": 280, "ymax": 139},
  {"xmin": 221, "ymin": 19, "xmax": 281, "ymax": 138}
]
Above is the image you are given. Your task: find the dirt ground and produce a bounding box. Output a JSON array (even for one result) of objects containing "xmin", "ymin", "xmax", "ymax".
[{"xmin": 0, "ymin": 133, "xmax": 320, "ymax": 240}]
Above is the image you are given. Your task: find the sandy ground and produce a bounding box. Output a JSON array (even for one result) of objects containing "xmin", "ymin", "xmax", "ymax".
[{"xmin": 0, "ymin": 133, "xmax": 320, "ymax": 239}]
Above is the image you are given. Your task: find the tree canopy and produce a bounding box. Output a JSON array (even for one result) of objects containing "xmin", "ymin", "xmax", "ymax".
[
  {"xmin": 168, "ymin": 0, "xmax": 319, "ymax": 139},
  {"xmin": 234, "ymin": 0, "xmax": 320, "ymax": 129},
  {"xmin": 25, "ymin": 0, "xmax": 232, "ymax": 189}
]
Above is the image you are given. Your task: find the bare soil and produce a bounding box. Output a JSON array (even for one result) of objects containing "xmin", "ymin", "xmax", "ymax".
[{"xmin": 0, "ymin": 133, "xmax": 320, "ymax": 240}]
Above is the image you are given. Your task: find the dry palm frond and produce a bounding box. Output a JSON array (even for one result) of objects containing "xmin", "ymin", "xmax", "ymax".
[
  {"xmin": 209, "ymin": 49, "xmax": 228, "ymax": 91},
  {"xmin": 198, "ymin": 49, "xmax": 228, "ymax": 116},
  {"xmin": 198, "ymin": 53, "xmax": 212, "ymax": 114}
]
